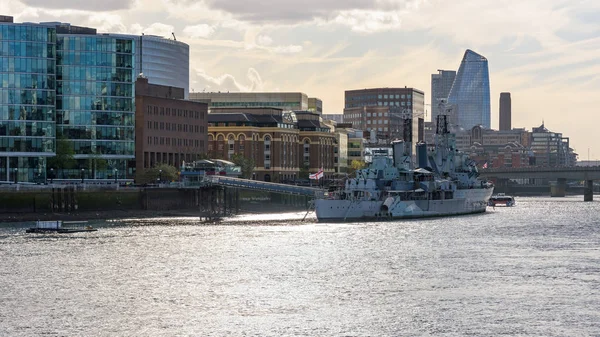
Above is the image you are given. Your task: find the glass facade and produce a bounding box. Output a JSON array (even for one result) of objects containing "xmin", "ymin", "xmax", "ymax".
[
  {"xmin": 56, "ymin": 35, "xmax": 135, "ymax": 179},
  {"xmin": 447, "ymin": 50, "xmax": 491, "ymax": 129},
  {"xmin": 0, "ymin": 23, "xmax": 56, "ymax": 182}
]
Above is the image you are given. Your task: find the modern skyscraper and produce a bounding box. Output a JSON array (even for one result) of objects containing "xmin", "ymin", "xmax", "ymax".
[
  {"xmin": 0, "ymin": 17, "xmax": 57, "ymax": 183},
  {"xmin": 499, "ymin": 92, "xmax": 511, "ymax": 131},
  {"xmin": 108, "ymin": 34, "xmax": 190, "ymax": 98},
  {"xmin": 447, "ymin": 49, "xmax": 491, "ymax": 130},
  {"xmin": 430, "ymin": 69, "xmax": 456, "ymax": 122},
  {"xmin": 53, "ymin": 28, "xmax": 136, "ymax": 180}
]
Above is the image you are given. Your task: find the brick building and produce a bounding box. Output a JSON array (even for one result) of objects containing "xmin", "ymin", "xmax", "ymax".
[
  {"xmin": 207, "ymin": 108, "xmax": 335, "ymax": 182},
  {"xmin": 135, "ymin": 77, "xmax": 208, "ymax": 181}
]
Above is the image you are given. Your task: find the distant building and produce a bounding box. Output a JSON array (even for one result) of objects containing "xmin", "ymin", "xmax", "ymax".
[
  {"xmin": 346, "ymin": 129, "xmax": 366, "ymax": 165},
  {"xmin": 343, "ymin": 87, "xmax": 425, "ymax": 155},
  {"xmin": 308, "ymin": 97, "xmax": 323, "ymax": 115},
  {"xmin": 430, "ymin": 70, "xmax": 456, "ymax": 122},
  {"xmin": 530, "ymin": 123, "xmax": 575, "ymax": 167},
  {"xmin": 189, "ymin": 92, "xmax": 312, "ymax": 112},
  {"xmin": 322, "ymin": 114, "xmax": 344, "ymax": 124},
  {"xmin": 134, "ymin": 77, "xmax": 208, "ymax": 182},
  {"xmin": 457, "ymin": 126, "xmax": 530, "ymax": 168},
  {"xmin": 499, "ymin": 92, "xmax": 511, "ymax": 131},
  {"xmin": 447, "ymin": 50, "xmax": 491, "ymax": 129}
]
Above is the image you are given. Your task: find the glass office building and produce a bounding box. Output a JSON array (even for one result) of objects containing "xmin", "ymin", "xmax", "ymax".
[
  {"xmin": 0, "ymin": 21, "xmax": 57, "ymax": 183},
  {"xmin": 56, "ymin": 34, "xmax": 136, "ymax": 179},
  {"xmin": 447, "ymin": 49, "xmax": 491, "ymax": 130}
]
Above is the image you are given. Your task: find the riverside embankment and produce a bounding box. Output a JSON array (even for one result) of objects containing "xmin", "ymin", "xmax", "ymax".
[{"xmin": 0, "ymin": 185, "xmax": 310, "ymax": 223}]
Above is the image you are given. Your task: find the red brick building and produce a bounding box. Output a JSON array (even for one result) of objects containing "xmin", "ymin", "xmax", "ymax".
[
  {"xmin": 135, "ymin": 77, "xmax": 208, "ymax": 181},
  {"xmin": 207, "ymin": 108, "xmax": 335, "ymax": 182}
]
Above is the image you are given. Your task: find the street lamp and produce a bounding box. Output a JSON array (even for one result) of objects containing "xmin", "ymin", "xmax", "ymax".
[
  {"xmin": 50, "ymin": 168, "xmax": 54, "ymax": 184},
  {"xmin": 13, "ymin": 168, "xmax": 18, "ymax": 184},
  {"xmin": 158, "ymin": 169, "xmax": 162, "ymax": 184},
  {"xmin": 114, "ymin": 168, "xmax": 118, "ymax": 183},
  {"xmin": 81, "ymin": 168, "xmax": 85, "ymax": 183}
]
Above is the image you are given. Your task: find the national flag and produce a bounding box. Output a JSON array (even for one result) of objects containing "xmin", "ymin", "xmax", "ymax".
[
  {"xmin": 309, "ymin": 167, "xmax": 324, "ymax": 180},
  {"xmin": 482, "ymin": 162, "xmax": 488, "ymax": 169}
]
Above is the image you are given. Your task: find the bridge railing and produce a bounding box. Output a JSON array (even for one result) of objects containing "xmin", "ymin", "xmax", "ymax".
[{"xmin": 203, "ymin": 175, "xmax": 324, "ymax": 197}]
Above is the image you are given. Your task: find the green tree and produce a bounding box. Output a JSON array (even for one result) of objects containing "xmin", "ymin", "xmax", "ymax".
[
  {"xmin": 299, "ymin": 163, "xmax": 310, "ymax": 179},
  {"xmin": 87, "ymin": 151, "xmax": 108, "ymax": 178},
  {"xmin": 230, "ymin": 153, "xmax": 255, "ymax": 179},
  {"xmin": 348, "ymin": 160, "xmax": 367, "ymax": 176},
  {"xmin": 139, "ymin": 164, "xmax": 178, "ymax": 184},
  {"xmin": 47, "ymin": 135, "xmax": 75, "ymax": 170}
]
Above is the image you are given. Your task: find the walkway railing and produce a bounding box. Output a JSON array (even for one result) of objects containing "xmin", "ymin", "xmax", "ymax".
[{"xmin": 202, "ymin": 175, "xmax": 324, "ymax": 197}]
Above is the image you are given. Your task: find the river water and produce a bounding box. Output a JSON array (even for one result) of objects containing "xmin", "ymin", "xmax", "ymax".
[{"xmin": 1, "ymin": 196, "xmax": 599, "ymax": 336}]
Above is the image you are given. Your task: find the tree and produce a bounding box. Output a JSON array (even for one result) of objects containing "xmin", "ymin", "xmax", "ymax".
[
  {"xmin": 348, "ymin": 160, "xmax": 367, "ymax": 176},
  {"xmin": 87, "ymin": 151, "xmax": 108, "ymax": 178},
  {"xmin": 47, "ymin": 135, "xmax": 75, "ymax": 170},
  {"xmin": 299, "ymin": 163, "xmax": 310, "ymax": 179},
  {"xmin": 139, "ymin": 164, "xmax": 178, "ymax": 184},
  {"xmin": 230, "ymin": 153, "xmax": 255, "ymax": 179}
]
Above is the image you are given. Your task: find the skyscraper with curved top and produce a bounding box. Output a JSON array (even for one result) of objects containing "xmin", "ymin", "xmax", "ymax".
[{"xmin": 446, "ymin": 49, "xmax": 490, "ymax": 130}]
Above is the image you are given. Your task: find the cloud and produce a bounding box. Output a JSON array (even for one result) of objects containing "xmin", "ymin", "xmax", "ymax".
[
  {"xmin": 202, "ymin": 0, "xmax": 421, "ymax": 24},
  {"xmin": 256, "ymin": 35, "xmax": 273, "ymax": 46},
  {"xmin": 183, "ymin": 24, "xmax": 216, "ymax": 39},
  {"xmin": 142, "ymin": 22, "xmax": 174, "ymax": 38},
  {"xmin": 271, "ymin": 45, "xmax": 303, "ymax": 54},
  {"xmin": 191, "ymin": 68, "xmax": 265, "ymax": 92},
  {"xmin": 19, "ymin": 0, "xmax": 133, "ymax": 11},
  {"xmin": 330, "ymin": 10, "xmax": 402, "ymax": 33}
]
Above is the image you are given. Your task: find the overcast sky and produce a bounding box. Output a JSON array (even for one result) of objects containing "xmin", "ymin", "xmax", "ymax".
[{"xmin": 2, "ymin": 0, "xmax": 600, "ymax": 159}]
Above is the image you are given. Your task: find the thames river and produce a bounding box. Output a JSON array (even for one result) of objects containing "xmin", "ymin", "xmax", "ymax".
[{"xmin": 1, "ymin": 196, "xmax": 599, "ymax": 336}]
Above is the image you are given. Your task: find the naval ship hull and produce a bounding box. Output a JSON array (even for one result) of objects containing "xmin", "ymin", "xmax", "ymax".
[{"xmin": 315, "ymin": 188, "xmax": 494, "ymax": 222}]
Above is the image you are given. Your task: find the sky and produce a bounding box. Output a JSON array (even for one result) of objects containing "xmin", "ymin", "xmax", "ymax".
[{"xmin": 2, "ymin": 0, "xmax": 600, "ymax": 159}]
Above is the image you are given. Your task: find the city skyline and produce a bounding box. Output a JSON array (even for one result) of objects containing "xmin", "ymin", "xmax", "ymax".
[{"xmin": 1, "ymin": 0, "xmax": 600, "ymax": 158}]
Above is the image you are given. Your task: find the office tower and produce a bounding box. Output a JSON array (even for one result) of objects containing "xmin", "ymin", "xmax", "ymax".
[
  {"xmin": 499, "ymin": 92, "xmax": 511, "ymax": 131},
  {"xmin": 0, "ymin": 18, "xmax": 57, "ymax": 183},
  {"xmin": 108, "ymin": 34, "xmax": 190, "ymax": 98},
  {"xmin": 447, "ymin": 49, "xmax": 491, "ymax": 129},
  {"xmin": 431, "ymin": 70, "xmax": 456, "ymax": 122}
]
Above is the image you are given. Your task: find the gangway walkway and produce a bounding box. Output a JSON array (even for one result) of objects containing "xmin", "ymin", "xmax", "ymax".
[{"xmin": 203, "ymin": 175, "xmax": 324, "ymax": 197}]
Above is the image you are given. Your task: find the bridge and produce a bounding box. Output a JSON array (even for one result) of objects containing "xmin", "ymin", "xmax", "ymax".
[
  {"xmin": 479, "ymin": 166, "xmax": 600, "ymax": 201},
  {"xmin": 202, "ymin": 175, "xmax": 324, "ymax": 197}
]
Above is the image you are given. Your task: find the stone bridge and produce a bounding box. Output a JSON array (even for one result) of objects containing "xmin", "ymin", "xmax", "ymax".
[{"xmin": 479, "ymin": 166, "xmax": 600, "ymax": 201}]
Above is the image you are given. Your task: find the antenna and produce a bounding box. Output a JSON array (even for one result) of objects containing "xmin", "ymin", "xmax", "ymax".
[{"xmin": 172, "ymin": 32, "xmax": 176, "ymax": 40}]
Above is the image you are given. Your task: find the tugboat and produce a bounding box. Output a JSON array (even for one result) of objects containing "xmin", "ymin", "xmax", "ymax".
[
  {"xmin": 488, "ymin": 193, "xmax": 515, "ymax": 207},
  {"xmin": 314, "ymin": 115, "xmax": 494, "ymax": 222},
  {"xmin": 26, "ymin": 220, "xmax": 97, "ymax": 233}
]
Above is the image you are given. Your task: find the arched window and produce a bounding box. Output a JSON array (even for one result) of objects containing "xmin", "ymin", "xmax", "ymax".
[
  {"xmin": 264, "ymin": 135, "xmax": 271, "ymax": 169},
  {"xmin": 303, "ymin": 139, "xmax": 310, "ymax": 166},
  {"xmin": 217, "ymin": 134, "xmax": 224, "ymax": 151},
  {"xmin": 238, "ymin": 135, "xmax": 245, "ymax": 151},
  {"xmin": 228, "ymin": 135, "xmax": 235, "ymax": 159}
]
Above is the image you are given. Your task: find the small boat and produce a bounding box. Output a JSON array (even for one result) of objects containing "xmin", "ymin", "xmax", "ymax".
[
  {"xmin": 26, "ymin": 220, "xmax": 97, "ymax": 233},
  {"xmin": 488, "ymin": 193, "xmax": 515, "ymax": 207}
]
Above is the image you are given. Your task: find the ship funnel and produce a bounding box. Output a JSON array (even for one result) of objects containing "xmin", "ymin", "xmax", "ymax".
[
  {"xmin": 416, "ymin": 142, "xmax": 428, "ymax": 168},
  {"xmin": 392, "ymin": 140, "xmax": 411, "ymax": 167}
]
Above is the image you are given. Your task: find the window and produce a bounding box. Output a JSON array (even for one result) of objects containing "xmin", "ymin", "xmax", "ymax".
[{"xmin": 239, "ymin": 135, "xmax": 245, "ymax": 150}]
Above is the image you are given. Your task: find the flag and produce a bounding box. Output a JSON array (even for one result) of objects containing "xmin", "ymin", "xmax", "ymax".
[
  {"xmin": 309, "ymin": 167, "xmax": 324, "ymax": 180},
  {"xmin": 482, "ymin": 162, "xmax": 488, "ymax": 169}
]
